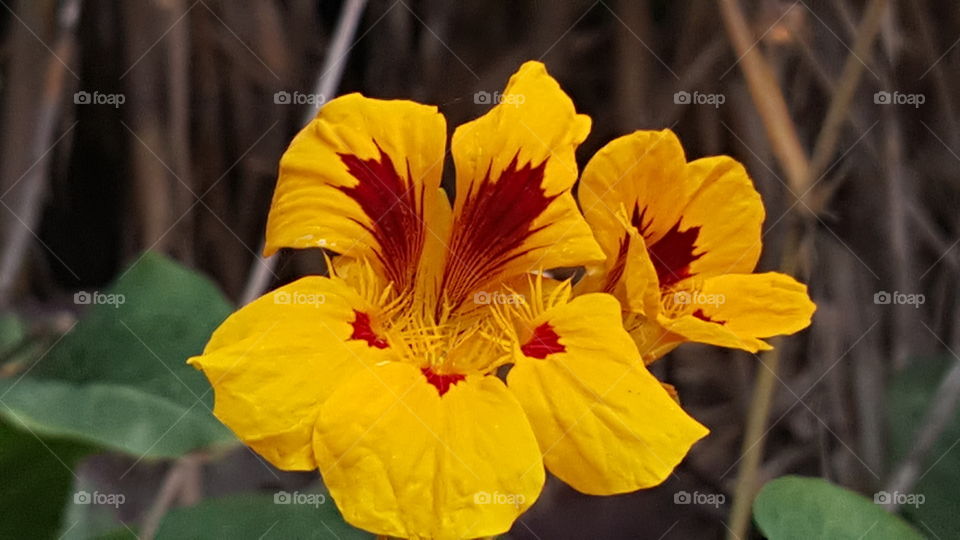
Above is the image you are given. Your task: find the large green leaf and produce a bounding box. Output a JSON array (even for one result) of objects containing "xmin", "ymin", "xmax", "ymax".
[
  {"xmin": 0, "ymin": 420, "xmax": 92, "ymax": 539},
  {"xmin": 0, "ymin": 252, "xmax": 237, "ymax": 458},
  {"xmin": 889, "ymin": 355, "xmax": 960, "ymax": 538},
  {"xmin": 155, "ymin": 493, "xmax": 373, "ymax": 540},
  {"xmin": 753, "ymin": 476, "xmax": 923, "ymax": 540}
]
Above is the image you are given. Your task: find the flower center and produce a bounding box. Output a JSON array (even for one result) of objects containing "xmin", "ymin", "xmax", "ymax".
[{"xmin": 420, "ymin": 367, "xmax": 465, "ymax": 396}]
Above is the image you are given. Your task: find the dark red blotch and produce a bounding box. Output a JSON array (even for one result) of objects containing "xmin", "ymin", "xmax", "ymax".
[
  {"xmin": 337, "ymin": 143, "xmax": 423, "ymax": 292},
  {"xmin": 633, "ymin": 206, "xmax": 703, "ymax": 288},
  {"xmin": 421, "ymin": 367, "xmax": 465, "ymax": 396},
  {"xmin": 692, "ymin": 308, "xmax": 724, "ymax": 325},
  {"xmin": 521, "ymin": 322, "xmax": 566, "ymax": 359},
  {"xmin": 441, "ymin": 154, "xmax": 554, "ymax": 310},
  {"xmin": 348, "ymin": 310, "xmax": 389, "ymax": 349}
]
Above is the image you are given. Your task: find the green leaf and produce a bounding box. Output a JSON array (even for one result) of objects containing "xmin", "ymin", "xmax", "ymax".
[
  {"xmin": 889, "ymin": 355, "xmax": 960, "ymax": 538},
  {"xmin": 155, "ymin": 493, "xmax": 374, "ymax": 540},
  {"xmin": 753, "ymin": 476, "xmax": 923, "ymax": 540},
  {"xmin": 0, "ymin": 420, "xmax": 91, "ymax": 540},
  {"xmin": 0, "ymin": 252, "xmax": 237, "ymax": 458}
]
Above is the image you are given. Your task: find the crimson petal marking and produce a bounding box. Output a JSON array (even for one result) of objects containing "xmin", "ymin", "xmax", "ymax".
[
  {"xmin": 421, "ymin": 367, "xmax": 466, "ymax": 396},
  {"xmin": 692, "ymin": 308, "xmax": 725, "ymax": 325},
  {"xmin": 348, "ymin": 310, "xmax": 389, "ymax": 349},
  {"xmin": 337, "ymin": 142, "xmax": 425, "ymax": 293},
  {"xmin": 521, "ymin": 322, "xmax": 565, "ymax": 359},
  {"xmin": 442, "ymin": 154, "xmax": 555, "ymax": 310},
  {"xmin": 633, "ymin": 206, "xmax": 703, "ymax": 289},
  {"xmin": 602, "ymin": 235, "xmax": 631, "ymax": 294}
]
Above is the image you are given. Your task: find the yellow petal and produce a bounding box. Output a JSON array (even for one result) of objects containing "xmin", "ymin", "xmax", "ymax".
[
  {"xmin": 679, "ymin": 156, "xmax": 764, "ymax": 277},
  {"xmin": 658, "ymin": 313, "xmax": 771, "ymax": 353},
  {"xmin": 507, "ymin": 293, "xmax": 708, "ymax": 494},
  {"xmin": 314, "ymin": 363, "xmax": 544, "ymax": 539},
  {"xmin": 442, "ymin": 61, "xmax": 603, "ymax": 310},
  {"xmin": 580, "ymin": 132, "xmax": 763, "ymax": 290},
  {"xmin": 580, "ymin": 129, "xmax": 690, "ymax": 264},
  {"xmin": 265, "ymin": 94, "xmax": 449, "ymax": 294},
  {"xmin": 624, "ymin": 312, "xmax": 685, "ymax": 365},
  {"xmin": 577, "ymin": 227, "xmax": 662, "ymax": 319},
  {"xmin": 661, "ymin": 272, "xmax": 815, "ymax": 352},
  {"xmin": 188, "ymin": 276, "xmax": 394, "ymax": 470}
]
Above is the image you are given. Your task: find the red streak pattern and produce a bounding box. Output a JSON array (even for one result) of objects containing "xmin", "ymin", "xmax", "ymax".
[
  {"xmin": 348, "ymin": 310, "xmax": 389, "ymax": 349},
  {"xmin": 337, "ymin": 143, "xmax": 423, "ymax": 293},
  {"xmin": 521, "ymin": 323, "xmax": 566, "ymax": 359},
  {"xmin": 421, "ymin": 367, "xmax": 465, "ymax": 396},
  {"xmin": 442, "ymin": 154, "xmax": 555, "ymax": 308},
  {"xmin": 633, "ymin": 206, "xmax": 703, "ymax": 288},
  {"xmin": 603, "ymin": 235, "xmax": 631, "ymax": 293}
]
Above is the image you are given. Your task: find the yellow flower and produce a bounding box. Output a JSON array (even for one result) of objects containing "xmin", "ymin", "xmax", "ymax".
[
  {"xmin": 577, "ymin": 129, "xmax": 816, "ymax": 363},
  {"xmin": 188, "ymin": 62, "xmax": 709, "ymax": 539}
]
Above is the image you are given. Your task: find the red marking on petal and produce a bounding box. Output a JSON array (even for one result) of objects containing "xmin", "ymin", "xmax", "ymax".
[
  {"xmin": 421, "ymin": 367, "xmax": 465, "ymax": 396},
  {"xmin": 692, "ymin": 308, "xmax": 725, "ymax": 325},
  {"xmin": 603, "ymin": 235, "xmax": 631, "ymax": 293},
  {"xmin": 349, "ymin": 310, "xmax": 389, "ymax": 348},
  {"xmin": 337, "ymin": 143, "xmax": 424, "ymax": 292},
  {"xmin": 633, "ymin": 206, "xmax": 703, "ymax": 288},
  {"xmin": 441, "ymin": 154, "xmax": 555, "ymax": 310},
  {"xmin": 521, "ymin": 323, "xmax": 565, "ymax": 359}
]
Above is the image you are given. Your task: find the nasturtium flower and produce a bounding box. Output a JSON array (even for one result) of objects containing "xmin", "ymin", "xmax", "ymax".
[
  {"xmin": 577, "ymin": 129, "xmax": 816, "ymax": 363},
  {"xmin": 188, "ymin": 61, "xmax": 809, "ymax": 539}
]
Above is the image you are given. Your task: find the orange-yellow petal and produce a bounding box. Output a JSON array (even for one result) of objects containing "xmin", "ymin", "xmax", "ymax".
[
  {"xmin": 188, "ymin": 276, "xmax": 394, "ymax": 470},
  {"xmin": 441, "ymin": 61, "xmax": 603, "ymax": 310},
  {"xmin": 580, "ymin": 130, "xmax": 690, "ymax": 265},
  {"xmin": 265, "ymin": 94, "xmax": 449, "ymax": 294},
  {"xmin": 313, "ymin": 363, "xmax": 544, "ymax": 539},
  {"xmin": 677, "ymin": 156, "xmax": 764, "ymax": 277},
  {"xmin": 580, "ymin": 131, "xmax": 764, "ymax": 292},
  {"xmin": 507, "ymin": 293, "xmax": 708, "ymax": 494},
  {"xmin": 577, "ymin": 227, "xmax": 661, "ymax": 318},
  {"xmin": 624, "ymin": 311, "xmax": 686, "ymax": 364},
  {"xmin": 660, "ymin": 272, "xmax": 816, "ymax": 352}
]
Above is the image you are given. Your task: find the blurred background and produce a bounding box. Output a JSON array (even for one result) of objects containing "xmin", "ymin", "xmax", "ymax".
[{"xmin": 1, "ymin": 0, "xmax": 958, "ymax": 538}]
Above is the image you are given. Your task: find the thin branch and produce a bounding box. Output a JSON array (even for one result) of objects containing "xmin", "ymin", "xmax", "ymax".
[
  {"xmin": 717, "ymin": 0, "xmax": 810, "ymax": 196},
  {"xmin": 240, "ymin": 0, "xmax": 368, "ymax": 305},
  {"xmin": 140, "ymin": 454, "xmax": 203, "ymax": 540},
  {"xmin": 720, "ymin": 0, "xmax": 893, "ymax": 534},
  {"xmin": 0, "ymin": 0, "xmax": 82, "ymax": 307},
  {"xmin": 807, "ymin": 0, "xmax": 887, "ymax": 208}
]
